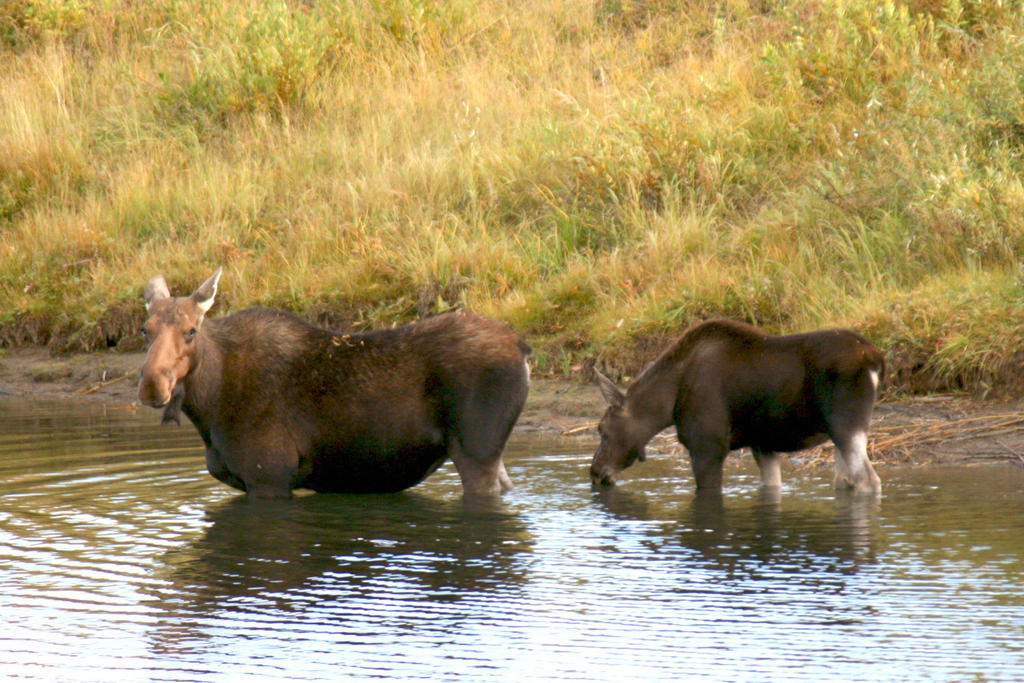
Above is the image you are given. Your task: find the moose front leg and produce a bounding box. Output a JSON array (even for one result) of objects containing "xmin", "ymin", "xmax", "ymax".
[
  {"xmin": 690, "ymin": 453, "xmax": 726, "ymax": 489},
  {"xmin": 205, "ymin": 431, "xmax": 298, "ymax": 499},
  {"xmin": 205, "ymin": 446, "xmax": 246, "ymax": 492},
  {"xmin": 681, "ymin": 426, "xmax": 730, "ymax": 490},
  {"xmin": 238, "ymin": 435, "xmax": 301, "ymax": 500}
]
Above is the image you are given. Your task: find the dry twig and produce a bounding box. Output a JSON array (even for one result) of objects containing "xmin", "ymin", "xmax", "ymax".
[{"xmin": 73, "ymin": 368, "xmax": 136, "ymax": 396}]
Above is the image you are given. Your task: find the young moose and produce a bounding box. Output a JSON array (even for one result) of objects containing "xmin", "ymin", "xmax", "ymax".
[
  {"xmin": 137, "ymin": 269, "xmax": 531, "ymax": 499},
  {"xmin": 590, "ymin": 319, "xmax": 884, "ymax": 495}
]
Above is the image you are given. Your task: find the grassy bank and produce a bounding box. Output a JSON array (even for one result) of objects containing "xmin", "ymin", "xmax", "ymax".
[{"xmin": 2, "ymin": 0, "xmax": 1024, "ymax": 394}]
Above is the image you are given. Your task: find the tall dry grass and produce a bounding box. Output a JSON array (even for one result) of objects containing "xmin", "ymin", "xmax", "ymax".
[{"xmin": 2, "ymin": 0, "xmax": 1024, "ymax": 392}]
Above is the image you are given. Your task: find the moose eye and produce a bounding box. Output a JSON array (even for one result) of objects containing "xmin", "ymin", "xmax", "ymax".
[
  {"xmin": 185, "ymin": 328, "xmax": 197, "ymax": 341},
  {"xmin": 140, "ymin": 327, "xmax": 149, "ymax": 340}
]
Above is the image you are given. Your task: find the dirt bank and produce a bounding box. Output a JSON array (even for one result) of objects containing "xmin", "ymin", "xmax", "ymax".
[{"xmin": 2, "ymin": 348, "xmax": 1023, "ymax": 470}]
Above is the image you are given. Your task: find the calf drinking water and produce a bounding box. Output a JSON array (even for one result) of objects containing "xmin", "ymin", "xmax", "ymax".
[{"xmin": 590, "ymin": 319, "xmax": 884, "ymax": 494}]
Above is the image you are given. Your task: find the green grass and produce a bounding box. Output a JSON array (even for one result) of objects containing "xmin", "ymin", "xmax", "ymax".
[{"xmin": 2, "ymin": 0, "xmax": 1024, "ymax": 394}]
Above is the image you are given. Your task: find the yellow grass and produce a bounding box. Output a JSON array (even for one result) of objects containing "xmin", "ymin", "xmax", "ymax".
[{"xmin": 2, "ymin": 0, "xmax": 1024, "ymax": 391}]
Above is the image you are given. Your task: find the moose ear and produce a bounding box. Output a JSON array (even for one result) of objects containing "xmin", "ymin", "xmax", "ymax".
[
  {"xmin": 595, "ymin": 370, "xmax": 625, "ymax": 408},
  {"xmin": 191, "ymin": 267, "xmax": 222, "ymax": 315},
  {"xmin": 144, "ymin": 276, "xmax": 171, "ymax": 312}
]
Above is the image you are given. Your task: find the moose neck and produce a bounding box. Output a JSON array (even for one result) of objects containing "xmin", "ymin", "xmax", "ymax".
[
  {"xmin": 623, "ymin": 324, "xmax": 718, "ymax": 441},
  {"xmin": 180, "ymin": 325, "xmax": 223, "ymax": 426},
  {"xmin": 624, "ymin": 361, "xmax": 678, "ymax": 442}
]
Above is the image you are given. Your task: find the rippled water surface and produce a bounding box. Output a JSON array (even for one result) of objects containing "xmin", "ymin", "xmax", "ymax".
[{"xmin": 1, "ymin": 399, "xmax": 1023, "ymax": 682}]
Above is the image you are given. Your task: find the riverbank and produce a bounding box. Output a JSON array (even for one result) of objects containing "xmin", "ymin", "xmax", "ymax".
[
  {"xmin": 4, "ymin": 2, "xmax": 1024, "ymax": 396},
  {"xmin": 3, "ymin": 347, "xmax": 1023, "ymax": 471}
]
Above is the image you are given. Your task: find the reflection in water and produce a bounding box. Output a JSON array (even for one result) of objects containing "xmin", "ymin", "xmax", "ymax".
[
  {"xmin": 146, "ymin": 494, "xmax": 534, "ymax": 675},
  {"xmin": 161, "ymin": 496, "xmax": 527, "ymax": 611},
  {"xmin": 1, "ymin": 401, "xmax": 1023, "ymax": 682},
  {"xmin": 595, "ymin": 474, "xmax": 881, "ymax": 572},
  {"xmin": 682, "ymin": 490, "xmax": 879, "ymax": 571},
  {"xmin": 163, "ymin": 493, "xmax": 531, "ymax": 599}
]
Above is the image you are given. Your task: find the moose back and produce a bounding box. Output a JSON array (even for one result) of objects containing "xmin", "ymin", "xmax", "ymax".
[
  {"xmin": 590, "ymin": 319, "xmax": 884, "ymax": 495},
  {"xmin": 137, "ymin": 269, "xmax": 531, "ymax": 499}
]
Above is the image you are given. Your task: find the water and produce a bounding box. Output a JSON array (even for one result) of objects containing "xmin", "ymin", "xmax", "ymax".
[{"xmin": 1, "ymin": 400, "xmax": 1022, "ymax": 682}]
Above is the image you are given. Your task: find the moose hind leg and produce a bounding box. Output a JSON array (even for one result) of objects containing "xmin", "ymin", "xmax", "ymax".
[
  {"xmin": 449, "ymin": 441, "xmax": 513, "ymax": 497},
  {"xmin": 828, "ymin": 371, "xmax": 882, "ymax": 495},
  {"xmin": 832, "ymin": 430, "xmax": 881, "ymax": 494},
  {"xmin": 495, "ymin": 458, "xmax": 513, "ymax": 491},
  {"xmin": 449, "ymin": 407, "xmax": 519, "ymax": 496},
  {"xmin": 447, "ymin": 367, "xmax": 528, "ymax": 497},
  {"xmin": 752, "ymin": 449, "xmax": 782, "ymax": 488}
]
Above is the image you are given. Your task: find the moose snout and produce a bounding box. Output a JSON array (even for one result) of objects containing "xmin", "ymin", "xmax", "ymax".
[
  {"xmin": 137, "ymin": 368, "xmax": 174, "ymax": 407},
  {"xmin": 590, "ymin": 464, "xmax": 616, "ymax": 488},
  {"xmin": 138, "ymin": 385, "xmax": 171, "ymax": 408}
]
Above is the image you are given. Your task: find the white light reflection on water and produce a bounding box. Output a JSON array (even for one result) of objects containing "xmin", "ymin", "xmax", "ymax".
[{"xmin": 0, "ymin": 400, "xmax": 1022, "ymax": 682}]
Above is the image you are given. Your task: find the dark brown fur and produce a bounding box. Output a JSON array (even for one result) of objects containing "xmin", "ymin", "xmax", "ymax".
[
  {"xmin": 138, "ymin": 270, "xmax": 530, "ymax": 499},
  {"xmin": 591, "ymin": 319, "xmax": 885, "ymax": 494}
]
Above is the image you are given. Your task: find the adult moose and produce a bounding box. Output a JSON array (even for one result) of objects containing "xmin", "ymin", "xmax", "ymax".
[
  {"xmin": 137, "ymin": 268, "xmax": 531, "ymax": 499},
  {"xmin": 590, "ymin": 319, "xmax": 885, "ymax": 495}
]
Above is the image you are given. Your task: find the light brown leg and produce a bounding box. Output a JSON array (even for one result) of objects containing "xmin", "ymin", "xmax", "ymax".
[
  {"xmin": 450, "ymin": 443, "xmax": 511, "ymax": 497},
  {"xmin": 833, "ymin": 430, "xmax": 881, "ymax": 494},
  {"xmin": 753, "ymin": 450, "xmax": 782, "ymax": 488}
]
